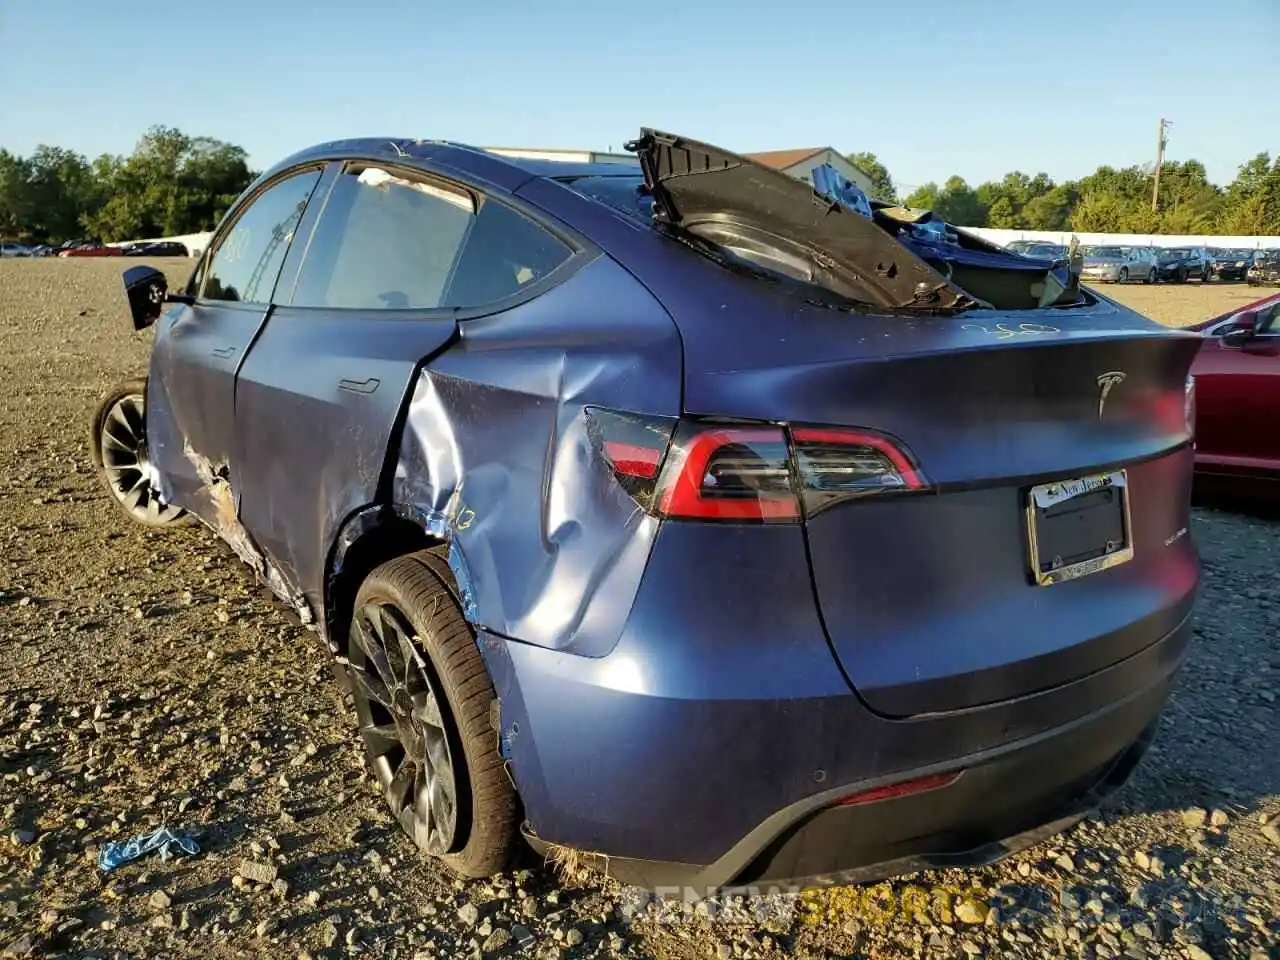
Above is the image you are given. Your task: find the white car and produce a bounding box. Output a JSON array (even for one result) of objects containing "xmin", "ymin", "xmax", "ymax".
[{"xmin": 0, "ymin": 241, "xmax": 32, "ymax": 258}]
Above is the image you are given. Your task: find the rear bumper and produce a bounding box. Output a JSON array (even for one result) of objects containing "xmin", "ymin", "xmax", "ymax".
[
  {"xmin": 480, "ymin": 520, "xmax": 1195, "ymax": 891},
  {"xmin": 525, "ymin": 622, "xmax": 1183, "ymax": 892}
]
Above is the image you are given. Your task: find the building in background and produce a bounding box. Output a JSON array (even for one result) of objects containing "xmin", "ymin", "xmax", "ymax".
[{"xmin": 744, "ymin": 148, "xmax": 875, "ymax": 195}]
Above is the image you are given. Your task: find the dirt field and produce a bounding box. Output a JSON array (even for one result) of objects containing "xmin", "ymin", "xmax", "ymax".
[
  {"xmin": 1, "ymin": 258, "xmax": 1277, "ymax": 960},
  {"xmin": 1098, "ymin": 280, "xmax": 1267, "ymax": 329}
]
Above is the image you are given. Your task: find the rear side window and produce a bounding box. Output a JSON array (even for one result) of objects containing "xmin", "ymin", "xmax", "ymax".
[
  {"xmin": 202, "ymin": 169, "xmax": 321, "ymax": 303},
  {"xmin": 290, "ymin": 165, "xmax": 572, "ymax": 311}
]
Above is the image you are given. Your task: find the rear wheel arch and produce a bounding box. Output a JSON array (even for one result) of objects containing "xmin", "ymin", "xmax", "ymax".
[{"xmin": 324, "ymin": 506, "xmax": 442, "ymax": 658}]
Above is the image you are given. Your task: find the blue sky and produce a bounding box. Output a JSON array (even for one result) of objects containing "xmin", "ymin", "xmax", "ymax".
[{"xmin": 2, "ymin": 0, "xmax": 1276, "ymax": 192}]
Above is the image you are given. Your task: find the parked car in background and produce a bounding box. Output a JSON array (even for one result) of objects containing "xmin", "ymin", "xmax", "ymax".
[
  {"xmin": 1207, "ymin": 248, "xmax": 1253, "ymax": 282},
  {"xmin": 0, "ymin": 241, "xmax": 32, "ymax": 258},
  {"xmin": 1020, "ymin": 242, "xmax": 1068, "ymax": 261},
  {"xmin": 1004, "ymin": 240, "xmax": 1046, "ymax": 256},
  {"xmin": 124, "ymin": 240, "xmax": 189, "ymax": 258},
  {"xmin": 1186, "ymin": 292, "xmax": 1280, "ymax": 496},
  {"xmin": 1246, "ymin": 250, "xmax": 1280, "ymax": 286},
  {"xmin": 61, "ymin": 242, "xmax": 124, "ymax": 257},
  {"xmin": 92, "ymin": 129, "xmax": 1201, "ymax": 893},
  {"xmin": 1080, "ymin": 246, "xmax": 1156, "ymax": 284},
  {"xmin": 1154, "ymin": 247, "xmax": 1211, "ymax": 283}
]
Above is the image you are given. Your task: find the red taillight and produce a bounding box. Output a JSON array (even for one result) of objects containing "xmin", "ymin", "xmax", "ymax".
[
  {"xmin": 657, "ymin": 426, "xmax": 798, "ymax": 522},
  {"xmin": 602, "ymin": 441, "xmax": 662, "ymax": 479},
  {"xmin": 835, "ymin": 771, "xmax": 961, "ymax": 807},
  {"xmin": 587, "ymin": 408, "xmax": 926, "ymax": 523}
]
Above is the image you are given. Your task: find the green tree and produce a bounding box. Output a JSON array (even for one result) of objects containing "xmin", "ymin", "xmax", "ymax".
[
  {"xmin": 1216, "ymin": 153, "xmax": 1280, "ymax": 234},
  {"xmin": 984, "ymin": 195, "xmax": 1019, "ymax": 228},
  {"xmin": 902, "ymin": 177, "xmax": 987, "ymax": 225},
  {"xmin": 0, "ymin": 149, "xmax": 34, "ymax": 238},
  {"xmin": 1022, "ymin": 186, "xmax": 1074, "ymax": 230},
  {"xmin": 903, "ymin": 182, "xmax": 943, "ymax": 211},
  {"xmin": 80, "ymin": 126, "xmax": 253, "ymax": 240},
  {"xmin": 24, "ymin": 146, "xmax": 96, "ymax": 242},
  {"xmin": 847, "ymin": 151, "xmax": 896, "ymax": 202}
]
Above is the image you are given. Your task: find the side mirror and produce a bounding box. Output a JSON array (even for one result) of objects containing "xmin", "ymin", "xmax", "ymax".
[
  {"xmin": 123, "ymin": 265, "xmax": 170, "ymax": 331},
  {"xmin": 1221, "ymin": 311, "xmax": 1259, "ymax": 347}
]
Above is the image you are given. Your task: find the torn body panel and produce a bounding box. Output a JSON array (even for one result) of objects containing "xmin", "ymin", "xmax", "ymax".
[
  {"xmin": 181, "ymin": 441, "xmax": 314, "ymax": 624},
  {"xmin": 391, "ymin": 255, "xmax": 684, "ymax": 657}
]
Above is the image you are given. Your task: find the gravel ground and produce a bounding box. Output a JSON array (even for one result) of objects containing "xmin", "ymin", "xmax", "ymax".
[{"xmin": 0, "ymin": 258, "xmax": 1276, "ymax": 960}]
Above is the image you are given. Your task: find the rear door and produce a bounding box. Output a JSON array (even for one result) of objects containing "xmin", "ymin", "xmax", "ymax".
[
  {"xmin": 231, "ymin": 160, "xmax": 577, "ymax": 613},
  {"xmin": 147, "ymin": 166, "xmax": 323, "ymax": 519}
]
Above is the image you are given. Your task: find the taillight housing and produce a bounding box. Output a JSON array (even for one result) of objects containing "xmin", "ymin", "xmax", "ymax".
[
  {"xmin": 791, "ymin": 427, "xmax": 924, "ymax": 517},
  {"xmin": 586, "ymin": 407, "xmax": 927, "ymax": 523}
]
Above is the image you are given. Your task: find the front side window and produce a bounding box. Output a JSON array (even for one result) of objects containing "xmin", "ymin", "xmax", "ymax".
[
  {"xmin": 202, "ymin": 169, "xmax": 322, "ymax": 304},
  {"xmin": 291, "ymin": 164, "xmax": 572, "ymax": 311}
]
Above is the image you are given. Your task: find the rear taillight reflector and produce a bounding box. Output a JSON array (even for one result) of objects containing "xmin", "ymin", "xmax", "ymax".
[
  {"xmin": 835, "ymin": 770, "xmax": 961, "ymax": 807},
  {"xmin": 603, "ymin": 441, "xmax": 662, "ymax": 479},
  {"xmin": 586, "ymin": 407, "xmax": 677, "ymax": 511}
]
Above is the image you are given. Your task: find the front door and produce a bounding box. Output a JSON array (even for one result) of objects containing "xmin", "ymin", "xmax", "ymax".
[{"xmin": 147, "ymin": 167, "xmax": 324, "ymax": 522}]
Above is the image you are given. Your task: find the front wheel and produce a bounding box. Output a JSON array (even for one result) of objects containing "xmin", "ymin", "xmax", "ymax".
[
  {"xmin": 347, "ymin": 551, "xmax": 520, "ymax": 878},
  {"xmin": 88, "ymin": 378, "xmax": 191, "ymax": 528},
  {"xmin": 1119, "ymin": 267, "xmax": 1129, "ymax": 283}
]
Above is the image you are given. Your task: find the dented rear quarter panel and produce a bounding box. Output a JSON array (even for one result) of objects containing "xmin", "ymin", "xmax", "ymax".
[{"xmin": 392, "ymin": 254, "xmax": 684, "ymax": 656}]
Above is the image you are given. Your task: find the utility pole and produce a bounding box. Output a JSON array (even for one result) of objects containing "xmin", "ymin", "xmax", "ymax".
[{"xmin": 1152, "ymin": 118, "xmax": 1171, "ymax": 213}]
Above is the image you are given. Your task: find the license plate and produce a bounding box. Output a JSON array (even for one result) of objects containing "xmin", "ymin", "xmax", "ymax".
[{"xmin": 1026, "ymin": 470, "xmax": 1132, "ymax": 586}]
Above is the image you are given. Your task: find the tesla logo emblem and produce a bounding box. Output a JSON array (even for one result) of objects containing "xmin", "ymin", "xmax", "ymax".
[{"xmin": 1096, "ymin": 371, "xmax": 1126, "ymax": 419}]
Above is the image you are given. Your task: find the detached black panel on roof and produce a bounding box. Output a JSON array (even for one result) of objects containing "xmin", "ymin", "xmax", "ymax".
[{"xmin": 626, "ymin": 128, "xmax": 967, "ymax": 312}]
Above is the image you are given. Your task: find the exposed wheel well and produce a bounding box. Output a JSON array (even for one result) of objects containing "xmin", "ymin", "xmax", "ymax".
[{"xmin": 324, "ymin": 514, "xmax": 445, "ymax": 658}]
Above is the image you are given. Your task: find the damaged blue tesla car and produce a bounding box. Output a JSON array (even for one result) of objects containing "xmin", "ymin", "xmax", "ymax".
[{"xmin": 92, "ymin": 129, "xmax": 1201, "ymax": 892}]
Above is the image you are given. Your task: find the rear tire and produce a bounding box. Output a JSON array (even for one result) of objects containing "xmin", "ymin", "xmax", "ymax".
[
  {"xmin": 1118, "ymin": 267, "xmax": 1129, "ymax": 283},
  {"xmin": 88, "ymin": 378, "xmax": 192, "ymax": 528},
  {"xmin": 1146, "ymin": 268, "xmax": 1156, "ymax": 284},
  {"xmin": 348, "ymin": 550, "xmax": 519, "ymax": 878}
]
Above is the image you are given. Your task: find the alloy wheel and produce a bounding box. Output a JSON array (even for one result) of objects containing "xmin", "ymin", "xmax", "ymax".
[
  {"xmin": 1119, "ymin": 267, "xmax": 1128, "ymax": 283},
  {"xmin": 349, "ymin": 601, "xmax": 460, "ymax": 856},
  {"xmin": 99, "ymin": 394, "xmax": 185, "ymax": 524}
]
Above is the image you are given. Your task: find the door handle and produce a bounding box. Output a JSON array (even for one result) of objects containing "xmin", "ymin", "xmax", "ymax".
[
  {"xmin": 338, "ymin": 377, "xmax": 381, "ymax": 395},
  {"xmin": 211, "ymin": 346, "xmax": 236, "ymax": 359}
]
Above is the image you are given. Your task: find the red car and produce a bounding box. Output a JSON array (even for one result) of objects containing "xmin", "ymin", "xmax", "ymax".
[
  {"xmin": 1187, "ymin": 291, "xmax": 1280, "ymax": 494},
  {"xmin": 59, "ymin": 242, "xmax": 123, "ymax": 257}
]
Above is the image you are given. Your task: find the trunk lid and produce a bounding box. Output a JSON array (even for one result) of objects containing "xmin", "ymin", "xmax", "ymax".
[
  {"xmin": 671, "ymin": 283, "xmax": 1202, "ymax": 717},
  {"xmin": 627, "ymin": 128, "xmax": 1081, "ymax": 312}
]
